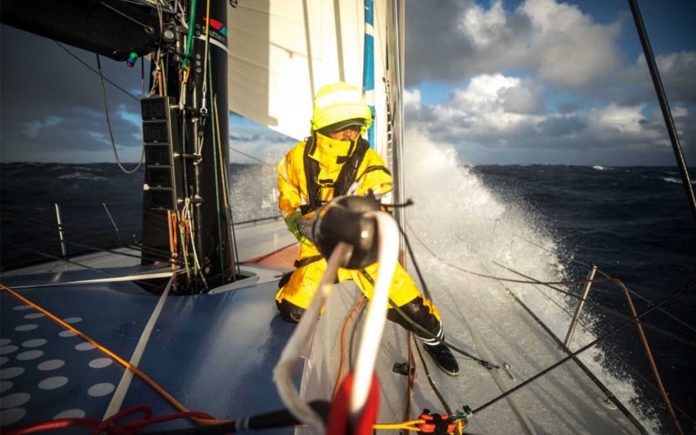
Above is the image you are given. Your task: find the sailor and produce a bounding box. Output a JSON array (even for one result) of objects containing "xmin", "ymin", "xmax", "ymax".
[{"xmin": 275, "ymin": 81, "xmax": 459, "ymax": 376}]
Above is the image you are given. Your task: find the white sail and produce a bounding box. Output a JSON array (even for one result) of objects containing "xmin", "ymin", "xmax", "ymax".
[{"xmin": 226, "ymin": 0, "xmax": 390, "ymax": 156}]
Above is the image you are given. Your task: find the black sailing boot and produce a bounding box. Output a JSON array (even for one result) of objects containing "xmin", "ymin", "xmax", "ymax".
[
  {"xmin": 423, "ymin": 342, "xmax": 459, "ymax": 376},
  {"xmin": 385, "ymin": 296, "xmax": 460, "ymax": 376},
  {"xmin": 420, "ymin": 324, "xmax": 459, "ymax": 376}
]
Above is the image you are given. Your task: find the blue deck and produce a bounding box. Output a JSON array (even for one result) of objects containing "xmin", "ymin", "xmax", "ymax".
[{"xmin": 1, "ymin": 267, "xmax": 295, "ymax": 432}]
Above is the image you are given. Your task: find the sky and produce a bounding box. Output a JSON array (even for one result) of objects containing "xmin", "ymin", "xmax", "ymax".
[{"xmin": 1, "ymin": 0, "xmax": 695, "ymax": 166}]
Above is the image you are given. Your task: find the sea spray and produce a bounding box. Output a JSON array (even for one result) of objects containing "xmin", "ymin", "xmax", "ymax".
[
  {"xmin": 229, "ymin": 163, "xmax": 279, "ymax": 223},
  {"xmin": 222, "ymin": 146, "xmax": 662, "ymax": 431},
  {"xmin": 401, "ymin": 128, "xmax": 660, "ymax": 433}
]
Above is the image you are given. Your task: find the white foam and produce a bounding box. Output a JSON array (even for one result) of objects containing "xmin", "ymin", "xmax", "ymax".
[{"xmin": 402, "ymin": 128, "xmax": 659, "ymax": 433}]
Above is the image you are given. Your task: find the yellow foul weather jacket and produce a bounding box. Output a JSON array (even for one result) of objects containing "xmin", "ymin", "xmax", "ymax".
[{"xmin": 275, "ymin": 131, "xmax": 440, "ymax": 319}]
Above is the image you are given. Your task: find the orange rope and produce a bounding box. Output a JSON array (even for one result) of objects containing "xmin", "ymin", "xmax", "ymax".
[
  {"xmin": 332, "ymin": 297, "xmax": 367, "ymax": 399},
  {"xmin": 0, "ymin": 283, "xmax": 230, "ymax": 426},
  {"xmin": 611, "ymin": 277, "xmax": 684, "ymax": 435}
]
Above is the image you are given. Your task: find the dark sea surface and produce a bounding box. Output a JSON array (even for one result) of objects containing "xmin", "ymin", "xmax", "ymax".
[{"xmin": 1, "ymin": 163, "xmax": 695, "ymax": 431}]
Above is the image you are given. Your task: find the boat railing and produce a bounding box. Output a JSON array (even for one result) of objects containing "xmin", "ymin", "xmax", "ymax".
[
  {"xmin": 1, "ymin": 200, "xmax": 143, "ymax": 271},
  {"xmin": 408, "ymin": 216, "xmax": 694, "ymax": 434}
]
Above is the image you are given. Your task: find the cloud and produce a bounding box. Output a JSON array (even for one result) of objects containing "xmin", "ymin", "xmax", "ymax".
[
  {"xmin": 405, "ymin": 70, "xmax": 695, "ymax": 165},
  {"xmin": 406, "ymin": 0, "xmax": 622, "ymax": 90},
  {"xmin": 652, "ymin": 52, "xmax": 696, "ymax": 104},
  {"xmin": 1, "ymin": 25, "xmax": 144, "ymax": 162},
  {"xmin": 23, "ymin": 116, "xmax": 62, "ymax": 138},
  {"xmin": 403, "ymin": 0, "xmax": 696, "ymax": 165}
]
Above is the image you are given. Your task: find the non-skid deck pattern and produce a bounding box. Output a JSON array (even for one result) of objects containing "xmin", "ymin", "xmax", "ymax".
[
  {"xmin": 1, "ymin": 273, "xmax": 160, "ymax": 428},
  {"xmin": 0, "ymin": 265, "xmax": 297, "ymax": 433}
]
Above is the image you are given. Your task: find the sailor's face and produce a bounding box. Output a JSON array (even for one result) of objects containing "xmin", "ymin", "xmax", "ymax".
[{"xmin": 327, "ymin": 125, "xmax": 361, "ymax": 141}]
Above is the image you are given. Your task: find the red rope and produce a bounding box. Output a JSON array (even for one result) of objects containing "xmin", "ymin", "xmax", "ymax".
[{"xmin": 3, "ymin": 405, "xmax": 215, "ymax": 435}]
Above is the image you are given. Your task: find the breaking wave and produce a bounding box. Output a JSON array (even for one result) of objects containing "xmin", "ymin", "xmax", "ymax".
[{"xmin": 401, "ymin": 128, "xmax": 661, "ymax": 433}]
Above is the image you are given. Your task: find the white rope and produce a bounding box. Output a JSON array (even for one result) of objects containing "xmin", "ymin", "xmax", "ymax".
[
  {"xmin": 273, "ymin": 211, "xmax": 400, "ymax": 429},
  {"xmin": 96, "ymin": 54, "xmax": 145, "ymax": 174},
  {"xmin": 349, "ymin": 211, "xmax": 399, "ymax": 418},
  {"xmin": 273, "ymin": 242, "xmax": 352, "ymax": 432}
]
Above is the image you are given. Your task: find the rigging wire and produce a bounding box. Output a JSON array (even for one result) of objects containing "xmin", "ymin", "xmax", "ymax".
[
  {"xmin": 230, "ymin": 146, "xmax": 268, "ymax": 164},
  {"xmin": 99, "ymin": 0, "xmax": 155, "ymax": 33},
  {"xmin": 496, "ymin": 267, "xmax": 696, "ymax": 427},
  {"xmin": 403, "ymin": 218, "xmax": 690, "ymax": 431},
  {"xmin": 8, "ymin": 246, "xmax": 161, "ymax": 291},
  {"xmin": 2, "ymin": 208, "xmax": 178, "ymax": 265},
  {"xmin": 54, "ymin": 42, "xmax": 140, "ymax": 101},
  {"xmin": 96, "ymin": 54, "xmax": 145, "ymax": 174},
  {"xmin": 627, "ymin": 0, "xmax": 696, "ymax": 226},
  {"xmin": 506, "ymin": 227, "xmax": 696, "ymax": 335},
  {"xmin": 409, "ymin": 220, "xmax": 696, "ymax": 339},
  {"xmin": 470, "ymin": 282, "xmax": 692, "ymax": 419},
  {"xmin": 493, "ymin": 261, "xmax": 696, "ymax": 348}
]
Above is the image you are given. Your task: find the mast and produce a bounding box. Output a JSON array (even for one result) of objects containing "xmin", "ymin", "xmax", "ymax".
[
  {"xmin": 2, "ymin": 1, "xmax": 235, "ymax": 292},
  {"xmin": 141, "ymin": 0, "xmax": 234, "ymax": 292}
]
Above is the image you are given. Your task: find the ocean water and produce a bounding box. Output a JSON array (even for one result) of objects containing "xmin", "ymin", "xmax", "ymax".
[{"xmin": 1, "ymin": 158, "xmax": 694, "ymax": 432}]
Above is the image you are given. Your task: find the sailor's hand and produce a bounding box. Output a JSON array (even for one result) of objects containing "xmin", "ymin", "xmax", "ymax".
[{"xmin": 285, "ymin": 210, "xmax": 307, "ymax": 243}]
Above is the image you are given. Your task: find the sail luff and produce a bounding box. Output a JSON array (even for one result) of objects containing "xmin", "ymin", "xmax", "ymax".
[{"xmin": 227, "ymin": 0, "xmax": 388, "ymax": 151}]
